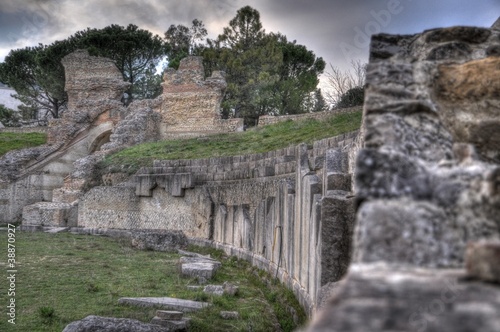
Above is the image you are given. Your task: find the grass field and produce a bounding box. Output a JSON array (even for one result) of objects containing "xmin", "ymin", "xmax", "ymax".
[
  {"xmin": 0, "ymin": 230, "xmax": 306, "ymax": 332},
  {"xmin": 101, "ymin": 109, "xmax": 362, "ymax": 174},
  {"xmin": 0, "ymin": 132, "xmax": 47, "ymax": 157}
]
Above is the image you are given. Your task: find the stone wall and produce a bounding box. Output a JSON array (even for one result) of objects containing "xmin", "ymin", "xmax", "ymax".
[
  {"xmin": 305, "ymin": 18, "xmax": 500, "ymax": 332},
  {"xmin": 257, "ymin": 106, "xmax": 362, "ymax": 127},
  {"xmin": 78, "ymin": 130, "xmax": 360, "ymax": 315},
  {"xmin": 159, "ymin": 57, "xmax": 243, "ymax": 137}
]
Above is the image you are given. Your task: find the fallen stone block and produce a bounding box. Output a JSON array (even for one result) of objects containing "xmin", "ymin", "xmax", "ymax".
[
  {"xmin": 150, "ymin": 316, "xmax": 190, "ymax": 331},
  {"xmin": 62, "ymin": 315, "xmax": 166, "ymax": 332},
  {"xmin": 118, "ymin": 297, "xmax": 210, "ymax": 312},
  {"xmin": 220, "ymin": 311, "xmax": 239, "ymax": 320},
  {"xmin": 181, "ymin": 262, "xmax": 219, "ymax": 280},
  {"xmin": 203, "ymin": 285, "xmax": 224, "ymax": 296},
  {"xmin": 223, "ymin": 282, "xmax": 239, "ymax": 296},
  {"xmin": 465, "ymin": 240, "xmax": 500, "ymax": 283},
  {"xmin": 155, "ymin": 310, "xmax": 183, "ymax": 320},
  {"xmin": 131, "ymin": 230, "xmax": 188, "ymax": 252}
]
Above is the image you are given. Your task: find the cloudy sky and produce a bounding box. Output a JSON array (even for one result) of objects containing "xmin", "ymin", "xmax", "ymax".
[{"xmin": 0, "ymin": 0, "xmax": 498, "ymax": 75}]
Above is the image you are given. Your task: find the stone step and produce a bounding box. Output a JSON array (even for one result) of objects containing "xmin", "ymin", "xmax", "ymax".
[
  {"xmin": 118, "ymin": 297, "xmax": 210, "ymax": 312},
  {"xmin": 150, "ymin": 316, "xmax": 190, "ymax": 331},
  {"xmin": 155, "ymin": 310, "xmax": 183, "ymax": 320}
]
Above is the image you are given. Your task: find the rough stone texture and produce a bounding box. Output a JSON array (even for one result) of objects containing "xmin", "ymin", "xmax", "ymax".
[
  {"xmin": 155, "ymin": 310, "xmax": 183, "ymax": 320},
  {"xmin": 130, "ymin": 230, "xmax": 188, "ymax": 252},
  {"xmin": 223, "ymin": 282, "xmax": 239, "ymax": 296},
  {"xmin": 22, "ymin": 202, "xmax": 76, "ymax": 227},
  {"xmin": 62, "ymin": 315, "xmax": 167, "ymax": 332},
  {"xmin": 436, "ymin": 57, "xmax": 500, "ymax": 161},
  {"xmin": 354, "ymin": 20, "xmax": 500, "ymax": 268},
  {"xmin": 150, "ymin": 316, "xmax": 189, "ymax": 331},
  {"xmin": 118, "ymin": 297, "xmax": 210, "ymax": 312},
  {"xmin": 160, "ymin": 56, "xmax": 243, "ymax": 137},
  {"xmin": 303, "ymin": 17, "xmax": 500, "ymax": 332},
  {"xmin": 78, "ymin": 186, "xmax": 211, "ymax": 238},
  {"xmin": 466, "ymin": 240, "xmax": 500, "ymax": 283},
  {"xmin": 181, "ymin": 261, "xmax": 220, "ymax": 280},
  {"xmin": 306, "ymin": 264, "xmax": 500, "ymax": 332},
  {"xmin": 203, "ymin": 285, "xmax": 224, "ymax": 296},
  {"xmin": 220, "ymin": 311, "xmax": 240, "ymax": 320},
  {"xmin": 100, "ymin": 103, "xmax": 161, "ymax": 152}
]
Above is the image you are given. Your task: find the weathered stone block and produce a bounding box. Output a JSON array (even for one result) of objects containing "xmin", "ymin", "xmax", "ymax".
[
  {"xmin": 150, "ymin": 317, "xmax": 189, "ymax": 330},
  {"xmin": 320, "ymin": 195, "xmax": 356, "ymax": 284},
  {"xmin": 62, "ymin": 315, "xmax": 166, "ymax": 332},
  {"xmin": 353, "ymin": 199, "xmax": 466, "ymax": 267},
  {"xmin": 181, "ymin": 262, "xmax": 220, "ymax": 280},
  {"xmin": 22, "ymin": 202, "xmax": 72, "ymax": 227},
  {"xmin": 118, "ymin": 297, "xmax": 210, "ymax": 312},
  {"xmin": 203, "ymin": 285, "xmax": 224, "ymax": 296},
  {"xmin": 307, "ymin": 264, "xmax": 500, "ymax": 332},
  {"xmin": 220, "ymin": 311, "xmax": 240, "ymax": 320},
  {"xmin": 155, "ymin": 310, "xmax": 183, "ymax": 320},
  {"xmin": 466, "ymin": 240, "xmax": 500, "ymax": 283}
]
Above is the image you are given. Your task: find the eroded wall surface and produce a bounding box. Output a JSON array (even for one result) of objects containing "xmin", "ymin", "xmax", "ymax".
[
  {"xmin": 306, "ymin": 19, "xmax": 500, "ymax": 332},
  {"xmin": 159, "ymin": 57, "xmax": 243, "ymax": 137}
]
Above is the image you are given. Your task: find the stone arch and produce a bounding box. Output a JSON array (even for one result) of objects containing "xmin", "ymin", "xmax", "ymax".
[{"xmin": 87, "ymin": 122, "xmax": 114, "ymax": 154}]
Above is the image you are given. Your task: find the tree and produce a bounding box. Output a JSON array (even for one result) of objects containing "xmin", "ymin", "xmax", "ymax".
[
  {"xmin": 271, "ymin": 33, "xmax": 325, "ymax": 115},
  {"xmin": 336, "ymin": 86, "xmax": 365, "ymax": 109},
  {"xmin": 0, "ymin": 104, "xmax": 20, "ymax": 127},
  {"xmin": 219, "ymin": 6, "xmax": 265, "ymax": 50},
  {"xmin": 325, "ymin": 59, "xmax": 366, "ymax": 108},
  {"xmin": 0, "ymin": 24, "xmax": 166, "ymax": 119},
  {"xmin": 133, "ymin": 64, "xmax": 163, "ymax": 99},
  {"xmin": 202, "ymin": 6, "xmax": 325, "ymax": 125},
  {"xmin": 72, "ymin": 24, "xmax": 166, "ymax": 101},
  {"xmin": 312, "ymin": 89, "xmax": 328, "ymax": 112},
  {"xmin": 164, "ymin": 19, "xmax": 207, "ymax": 69},
  {"xmin": 205, "ymin": 6, "xmax": 282, "ymax": 125},
  {"xmin": 0, "ymin": 44, "xmax": 69, "ymax": 119}
]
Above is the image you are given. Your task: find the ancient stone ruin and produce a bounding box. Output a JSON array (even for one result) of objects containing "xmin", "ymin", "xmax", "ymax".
[
  {"xmin": 306, "ymin": 18, "xmax": 500, "ymax": 331},
  {"xmin": 1, "ymin": 17, "xmax": 499, "ymax": 332}
]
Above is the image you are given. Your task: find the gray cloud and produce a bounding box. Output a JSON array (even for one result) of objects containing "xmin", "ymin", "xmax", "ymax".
[{"xmin": 0, "ymin": 0, "xmax": 498, "ymax": 74}]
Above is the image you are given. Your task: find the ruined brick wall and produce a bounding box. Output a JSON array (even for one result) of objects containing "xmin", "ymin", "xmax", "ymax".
[
  {"xmin": 47, "ymin": 50, "xmax": 129, "ymax": 145},
  {"xmin": 159, "ymin": 57, "xmax": 243, "ymax": 137}
]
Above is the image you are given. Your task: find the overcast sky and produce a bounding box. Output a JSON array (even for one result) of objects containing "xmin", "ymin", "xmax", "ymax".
[{"xmin": 0, "ymin": 0, "xmax": 498, "ymax": 76}]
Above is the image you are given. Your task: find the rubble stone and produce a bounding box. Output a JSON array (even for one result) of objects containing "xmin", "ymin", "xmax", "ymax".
[{"xmin": 62, "ymin": 315, "xmax": 166, "ymax": 332}]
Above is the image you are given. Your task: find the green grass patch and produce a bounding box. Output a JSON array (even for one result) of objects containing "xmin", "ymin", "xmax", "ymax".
[
  {"xmin": 0, "ymin": 132, "xmax": 47, "ymax": 156},
  {"xmin": 101, "ymin": 110, "xmax": 362, "ymax": 174},
  {"xmin": 0, "ymin": 231, "xmax": 306, "ymax": 332}
]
